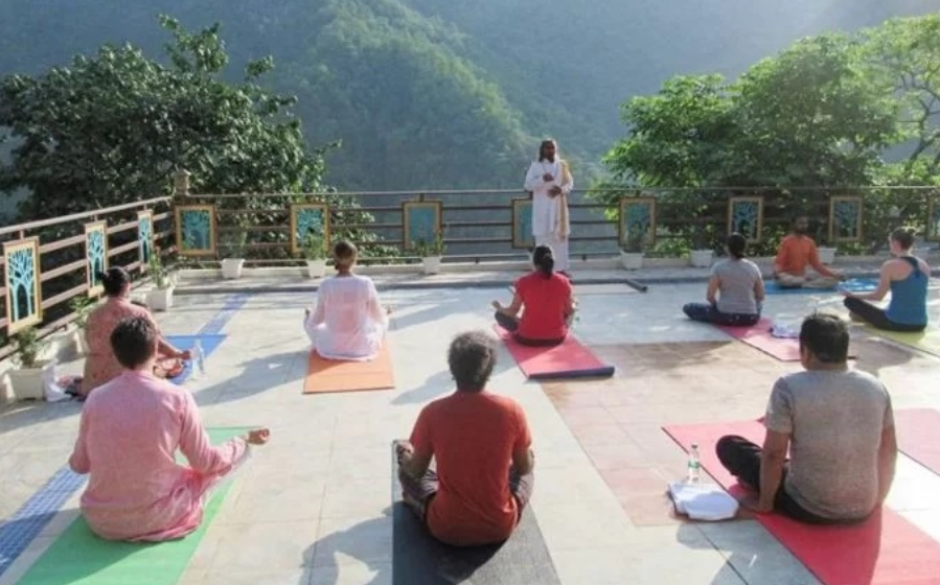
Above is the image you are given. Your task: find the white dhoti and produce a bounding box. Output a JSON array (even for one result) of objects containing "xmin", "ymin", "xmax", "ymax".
[{"xmin": 535, "ymin": 234, "xmax": 570, "ymax": 272}]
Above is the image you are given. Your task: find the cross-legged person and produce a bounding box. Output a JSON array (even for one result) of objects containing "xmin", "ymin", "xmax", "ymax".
[
  {"xmin": 396, "ymin": 331, "xmax": 535, "ymax": 547},
  {"xmin": 69, "ymin": 317, "xmax": 270, "ymax": 541},
  {"xmin": 492, "ymin": 244, "xmax": 575, "ymax": 347},
  {"xmin": 842, "ymin": 227, "xmax": 929, "ymax": 332},
  {"xmin": 773, "ymin": 216, "xmax": 845, "ymax": 289},
  {"xmin": 683, "ymin": 233, "xmax": 764, "ymax": 326},
  {"xmin": 304, "ymin": 240, "xmax": 389, "ymax": 361},
  {"xmin": 716, "ymin": 314, "xmax": 897, "ymax": 523}
]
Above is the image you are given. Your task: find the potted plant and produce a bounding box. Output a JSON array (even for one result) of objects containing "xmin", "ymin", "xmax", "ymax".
[
  {"xmin": 6, "ymin": 327, "xmax": 52, "ymax": 401},
  {"xmin": 302, "ymin": 230, "xmax": 329, "ymax": 279},
  {"xmin": 68, "ymin": 295, "xmax": 97, "ymax": 355},
  {"xmin": 219, "ymin": 226, "xmax": 248, "ymax": 279},
  {"xmin": 620, "ymin": 228, "xmax": 646, "ymax": 270},
  {"xmin": 413, "ymin": 230, "xmax": 445, "ymax": 275},
  {"xmin": 689, "ymin": 225, "xmax": 713, "ymax": 268},
  {"xmin": 145, "ymin": 253, "xmax": 174, "ymax": 311}
]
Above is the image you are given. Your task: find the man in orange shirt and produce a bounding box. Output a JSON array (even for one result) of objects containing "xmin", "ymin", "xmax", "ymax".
[
  {"xmin": 396, "ymin": 331, "xmax": 535, "ymax": 547},
  {"xmin": 773, "ymin": 216, "xmax": 844, "ymax": 289}
]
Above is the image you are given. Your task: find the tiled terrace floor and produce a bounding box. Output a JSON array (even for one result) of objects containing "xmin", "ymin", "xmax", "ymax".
[{"xmin": 1, "ymin": 270, "xmax": 940, "ymax": 584}]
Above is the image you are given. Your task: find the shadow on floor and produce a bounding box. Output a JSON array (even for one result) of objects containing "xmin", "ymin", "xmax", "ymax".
[
  {"xmin": 303, "ymin": 509, "xmax": 394, "ymax": 585},
  {"xmin": 193, "ymin": 350, "xmax": 306, "ymax": 406}
]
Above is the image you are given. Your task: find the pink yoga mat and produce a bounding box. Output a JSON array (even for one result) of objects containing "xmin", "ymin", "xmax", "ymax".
[
  {"xmin": 714, "ymin": 318, "xmax": 801, "ymax": 361},
  {"xmin": 895, "ymin": 409, "xmax": 940, "ymax": 476},
  {"xmin": 493, "ymin": 325, "xmax": 614, "ymax": 379},
  {"xmin": 663, "ymin": 420, "xmax": 940, "ymax": 585}
]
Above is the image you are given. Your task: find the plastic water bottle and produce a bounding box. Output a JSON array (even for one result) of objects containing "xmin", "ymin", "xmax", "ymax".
[
  {"xmin": 192, "ymin": 340, "xmax": 206, "ymax": 379},
  {"xmin": 687, "ymin": 443, "xmax": 701, "ymax": 483}
]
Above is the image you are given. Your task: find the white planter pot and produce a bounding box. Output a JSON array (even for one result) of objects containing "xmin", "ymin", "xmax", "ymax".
[
  {"xmin": 422, "ymin": 256, "xmax": 443, "ymax": 275},
  {"xmin": 73, "ymin": 330, "xmax": 89, "ymax": 356},
  {"xmin": 620, "ymin": 251, "xmax": 644, "ymax": 270},
  {"xmin": 306, "ymin": 259, "xmax": 327, "ymax": 279},
  {"xmin": 690, "ymin": 249, "xmax": 714, "ymax": 268},
  {"xmin": 146, "ymin": 287, "xmax": 174, "ymax": 312},
  {"xmin": 7, "ymin": 361, "xmax": 53, "ymax": 401},
  {"xmin": 818, "ymin": 247, "xmax": 837, "ymax": 265},
  {"xmin": 221, "ymin": 258, "xmax": 246, "ymax": 280}
]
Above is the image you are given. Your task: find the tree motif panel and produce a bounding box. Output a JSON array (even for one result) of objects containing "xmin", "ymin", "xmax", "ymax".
[
  {"xmin": 928, "ymin": 197, "xmax": 940, "ymax": 242},
  {"xmin": 137, "ymin": 210, "xmax": 154, "ymax": 269},
  {"xmin": 828, "ymin": 196, "xmax": 863, "ymax": 243},
  {"xmin": 3, "ymin": 238, "xmax": 42, "ymax": 334},
  {"xmin": 290, "ymin": 204, "xmax": 331, "ymax": 255},
  {"xmin": 512, "ymin": 198, "xmax": 535, "ymax": 249},
  {"xmin": 727, "ymin": 196, "xmax": 764, "ymax": 243},
  {"xmin": 175, "ymin": 205, "xmax": 217, "ymax": 257},
  {"xmin": 84, "ymin": 221, "xmax": 109, "ymax": 297},
  {"xmin": 618, "ymin": 197, "xmax": 657, "ymax": 249},
  {"xmin": 402, "ymin": 201, "xmax": 442, "ymax": 250}
]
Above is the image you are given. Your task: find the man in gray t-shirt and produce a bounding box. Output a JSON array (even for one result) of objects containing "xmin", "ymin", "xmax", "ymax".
[{"xmin": 716, "ymin": 314, "xmax": 897, "ymax": 523}]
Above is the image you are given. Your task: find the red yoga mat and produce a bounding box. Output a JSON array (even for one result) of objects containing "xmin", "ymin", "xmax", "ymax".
[
  {"xmin": 895, "ymin": 409, "xmax": 940, "ymax": 476},
  {"xmin": 493, "ymin": 325, "xmax": 614, "ymax": 379},
  {"xmin": 714, "ymin": 318, "xmax": 802, "ymax": 361},
  {"xmin": 663, "ymin": 420, "xmax": 940, "ymax": 585}
]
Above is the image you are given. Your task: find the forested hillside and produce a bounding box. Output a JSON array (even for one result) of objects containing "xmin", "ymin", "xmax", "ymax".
[{"xmin": 1, "ymin": 0, "xmax": 939, "ymax": 191}]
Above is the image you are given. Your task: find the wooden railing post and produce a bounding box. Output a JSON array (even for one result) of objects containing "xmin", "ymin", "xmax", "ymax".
[{"xmin": 173, "ymin": 169, "xmax": 191, "ymax": 198}]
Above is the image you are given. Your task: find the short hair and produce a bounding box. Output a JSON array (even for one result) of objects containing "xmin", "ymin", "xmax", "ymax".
[
  {"xmin": 448, "ymin": 331, "xmax": 497, "ymax": 392},
  {"xmin": 799, "ymin": 313, "xmax": 849, "ymax": 364},
  {"xmin": 333, "ymin": 240, "xmax": 357, "ymax": 270},
  {"xmin": 890, "ymin": 227, "xmax": 915, "ymax": 250},
  {"xmin": 110, "ymin": 316, "xmax": 158, "ymax": 369},
  {"xmin": 727, "ymin": 233, "xmax": 747, "ymax": 259},
  {"xmin": 100, "ymin": 267, "xmax": 131, "ymax": 297}
]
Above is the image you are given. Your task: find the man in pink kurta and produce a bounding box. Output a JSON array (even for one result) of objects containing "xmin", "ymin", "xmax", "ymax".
[{"xmin": 69, "ymin": 316, "xmax": 270, "ymax": 541}]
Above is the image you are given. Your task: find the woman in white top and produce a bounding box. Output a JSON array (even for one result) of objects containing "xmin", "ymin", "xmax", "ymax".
[{"xmin": 304, "ymin": 240, "xmax": 388, "ymax": 361}]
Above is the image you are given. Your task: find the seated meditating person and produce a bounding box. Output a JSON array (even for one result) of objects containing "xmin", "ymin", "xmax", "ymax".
[
  {"xmin": 773, "ymin": 215, "xmax": 845, "ymax": 289},
  {"xmin": 682, "ymin": 233, "xmax": 765, "ymax": 326},
  {"xmin": 304, "ymin": 240, "xmax": 388, "ymax": 361},
  {"xmin": 69, "ymin": 317, "xmax": 270, "ymax": 541},
  {"xmin": 396, "ymin": 331, "xmax": 535, "ymax": 546},
  {"xmin": 842, "ymin": 227, "xmax": 929, "ymax": 333},
  {"xmin": 79, "ymin": 267, "xmax": 190, "ymax": 397},
  {"xmin": 491, "ymin": 245, "xmax": 575, "ymax": 347},
  {"xmin": 716, "ymin": 314, "xmax": 897, "ymax": 523}
]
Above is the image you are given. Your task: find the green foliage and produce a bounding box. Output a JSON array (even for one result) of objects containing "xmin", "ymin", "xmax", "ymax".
[
  {"xmin": 410, "ymin": 229, "xmax": 445, "ymax": 257},
  {"xmin": 12, "ymin": 327, "xmax": 46, "ymax": 369},
  {"xmin": 302, "ymin": 230, "xmax": 328, "ymax": 260},
  {"xmin": 148, "ymin": 252, "xmax": 170, "ymax": 289},
  {"xmin": 68, "ymin": 296, "xmax": 97, "ymax": 329}
]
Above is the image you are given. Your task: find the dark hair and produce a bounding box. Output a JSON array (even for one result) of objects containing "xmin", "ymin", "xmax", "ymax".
[
  {"xmin": 532, "ymin": 245, "xmax": 555, "ymax": 278},
  {"xmin": 100, "ymin": 267, "xmax": 131, "ymax": 297},
  {"xmin": 333, "ymin": 240, "xmax": 357, "ymax": 272},
  {"xmin": 538, "ymin": 139, "xmax": 557, "ymax": 161},
  {"xmin": 727, "ymin": 233, "xmax": 747, "ymax": 259},
  {"xmin": 890, "ymin": 227, "xmax": 915, "ymax": 250},
  {"xmin": 448, "ymin": 331, "xmax": 497, "ymax": 392},
  {"xmin": 799, "ymin": 314, "xmax": 849, "ymax": 364},
  {"xmin": 110, "ymin": 316, "xmax": 158, "ymax": 369}
]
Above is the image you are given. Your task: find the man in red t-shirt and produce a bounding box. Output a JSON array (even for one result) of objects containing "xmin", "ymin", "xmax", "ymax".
[{"xmin": 396, "ymin": 331, "xmax": 535, "ymax": 547}]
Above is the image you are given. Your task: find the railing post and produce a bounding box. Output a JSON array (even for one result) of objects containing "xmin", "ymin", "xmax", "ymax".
[{"xmin": 173, "ymin": 169, "xmax": 191, "ymax": 198}]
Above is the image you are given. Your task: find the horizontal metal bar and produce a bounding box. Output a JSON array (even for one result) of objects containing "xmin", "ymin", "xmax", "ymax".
[
  {"xmin": 107, "ymin": 221, "xmax": 137, "ymax": 234},
  {"xmin": 109, "ymin": 241, "xmax": 139, "ymax": 256},
  {"xmin": 42, "ymin": 283, "xmax": 88, "ymax": 310},
  {"xmin": 39, "ymin": 259, "xmax": 86, "ymax": 282},
  {"xmin": 0, "ymin": 196, "xmax": 171, "ymax": 237},
  {"xmin": 39, "ymin": 234, "xmax": 85, "ymax": 255}
]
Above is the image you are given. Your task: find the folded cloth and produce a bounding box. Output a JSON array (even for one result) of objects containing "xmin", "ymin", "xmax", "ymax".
[
  {"xmin": 770, "ymin": 321, "xmax": 799, "ymax": 339},
  {"xmin": 668, "ymin": 481, "xmax": 739, "ymax": 521}
]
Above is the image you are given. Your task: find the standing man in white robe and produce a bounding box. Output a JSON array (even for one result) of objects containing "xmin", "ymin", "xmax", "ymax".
[{"xmin": 524, "ymin": 139, "xmax": 573, "ymax": 274}]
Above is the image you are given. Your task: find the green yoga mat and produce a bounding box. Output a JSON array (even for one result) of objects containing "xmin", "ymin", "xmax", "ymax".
[
  {"xmin": 16, "ymin": 427, "xmax": 250, "ymax": 585},
  {"xmin": 870, "ymin": 327, "xmax": 940, "ymax": 357}
]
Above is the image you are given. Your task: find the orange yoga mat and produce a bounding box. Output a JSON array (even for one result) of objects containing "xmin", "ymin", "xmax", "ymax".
[{"xmin": 303, "ymin": 343, "xmax": 395, "ymax": 394}]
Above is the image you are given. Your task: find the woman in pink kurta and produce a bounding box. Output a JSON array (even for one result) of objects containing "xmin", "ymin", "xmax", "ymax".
[
  {"xmin": 80, "ymin": 267, "xmax": 189, "ymax": 397},
  {"xmin": 69, "ymin": 316, "xmax": 270, "ymax": 541}
]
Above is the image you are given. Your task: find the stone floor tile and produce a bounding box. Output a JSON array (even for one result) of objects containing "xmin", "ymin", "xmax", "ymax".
[{"xmin": 312, "ymin": 514, "xmax": 393, "ymax": 567}]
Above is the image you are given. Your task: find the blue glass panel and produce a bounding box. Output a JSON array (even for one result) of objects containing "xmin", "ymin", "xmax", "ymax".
[
  {"xmin": 181, "ymin": 209, "xmax": 212, "ymax": 251},
  {"xmin": 6, "ymin": 246, "xmax": 37, "ymax": 323},
  {"xmin": 87, "ymin": 229, "xmax": 106, "ymax": 288}
]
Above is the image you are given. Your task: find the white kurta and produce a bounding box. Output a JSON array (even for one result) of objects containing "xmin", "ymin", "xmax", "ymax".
[
  {"xmin": 524, "ymin": 159, "xmax": 574, "ymax": 271},
  {"xmin": 303, "ymin": 274, "xmax": 387, "ymax": 361}
]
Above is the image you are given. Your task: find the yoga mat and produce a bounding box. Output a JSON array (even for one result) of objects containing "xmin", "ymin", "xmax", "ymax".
[
  {"xmin": 663, "ymin": 420, "xmax": 940, "ymax": 585},
  {"xmin": 391, "ymin": 445, "xmax": 561, "ymax": 585},
  {"xmin": 164, "ymin": 334, "xmax": 228, "ymax": 384},
  {"xmin": 16, "ymin": 427, "xmax": 250, "ymax": 585},
  {"xmin": 493, "ymin": 325, "xmax": 614, "ymax": 379},
  {"xmin": 867, "ymin": 327, "xmax": 940, "ymax": 358},
  {"xmin": 714, "ymin": 318, "xmax": 802, "ymax": 361},
  {"xmin": 303, "ymin": 342, "xmax": 395, "ymax": 394},
  {"xmin": 765, "ymin": 278, "xmax": 877, "ymax": 295},
  {"xmin": 895, "ymin": 409, "xmax": 940, "ymax": 476}
]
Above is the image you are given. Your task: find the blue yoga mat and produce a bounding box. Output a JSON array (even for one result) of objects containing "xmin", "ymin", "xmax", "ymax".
[
  {"xmin": 164, "ymin": 334, "xmax": 228, "ymax": 384},
  {"xmin": 764, "ymin": 278, "xmax": 878, "ymax": 295}
]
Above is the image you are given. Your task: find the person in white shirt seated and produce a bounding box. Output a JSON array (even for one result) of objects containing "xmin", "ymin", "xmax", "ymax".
[{"xmin": 304, "ymin": 240, "xmax": 389, "ymax": 361}]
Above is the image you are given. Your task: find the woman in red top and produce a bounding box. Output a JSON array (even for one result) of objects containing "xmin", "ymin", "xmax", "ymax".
[{"xmin": 492, "ymin": 245, "xmax": 575, "ymax": 346}]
